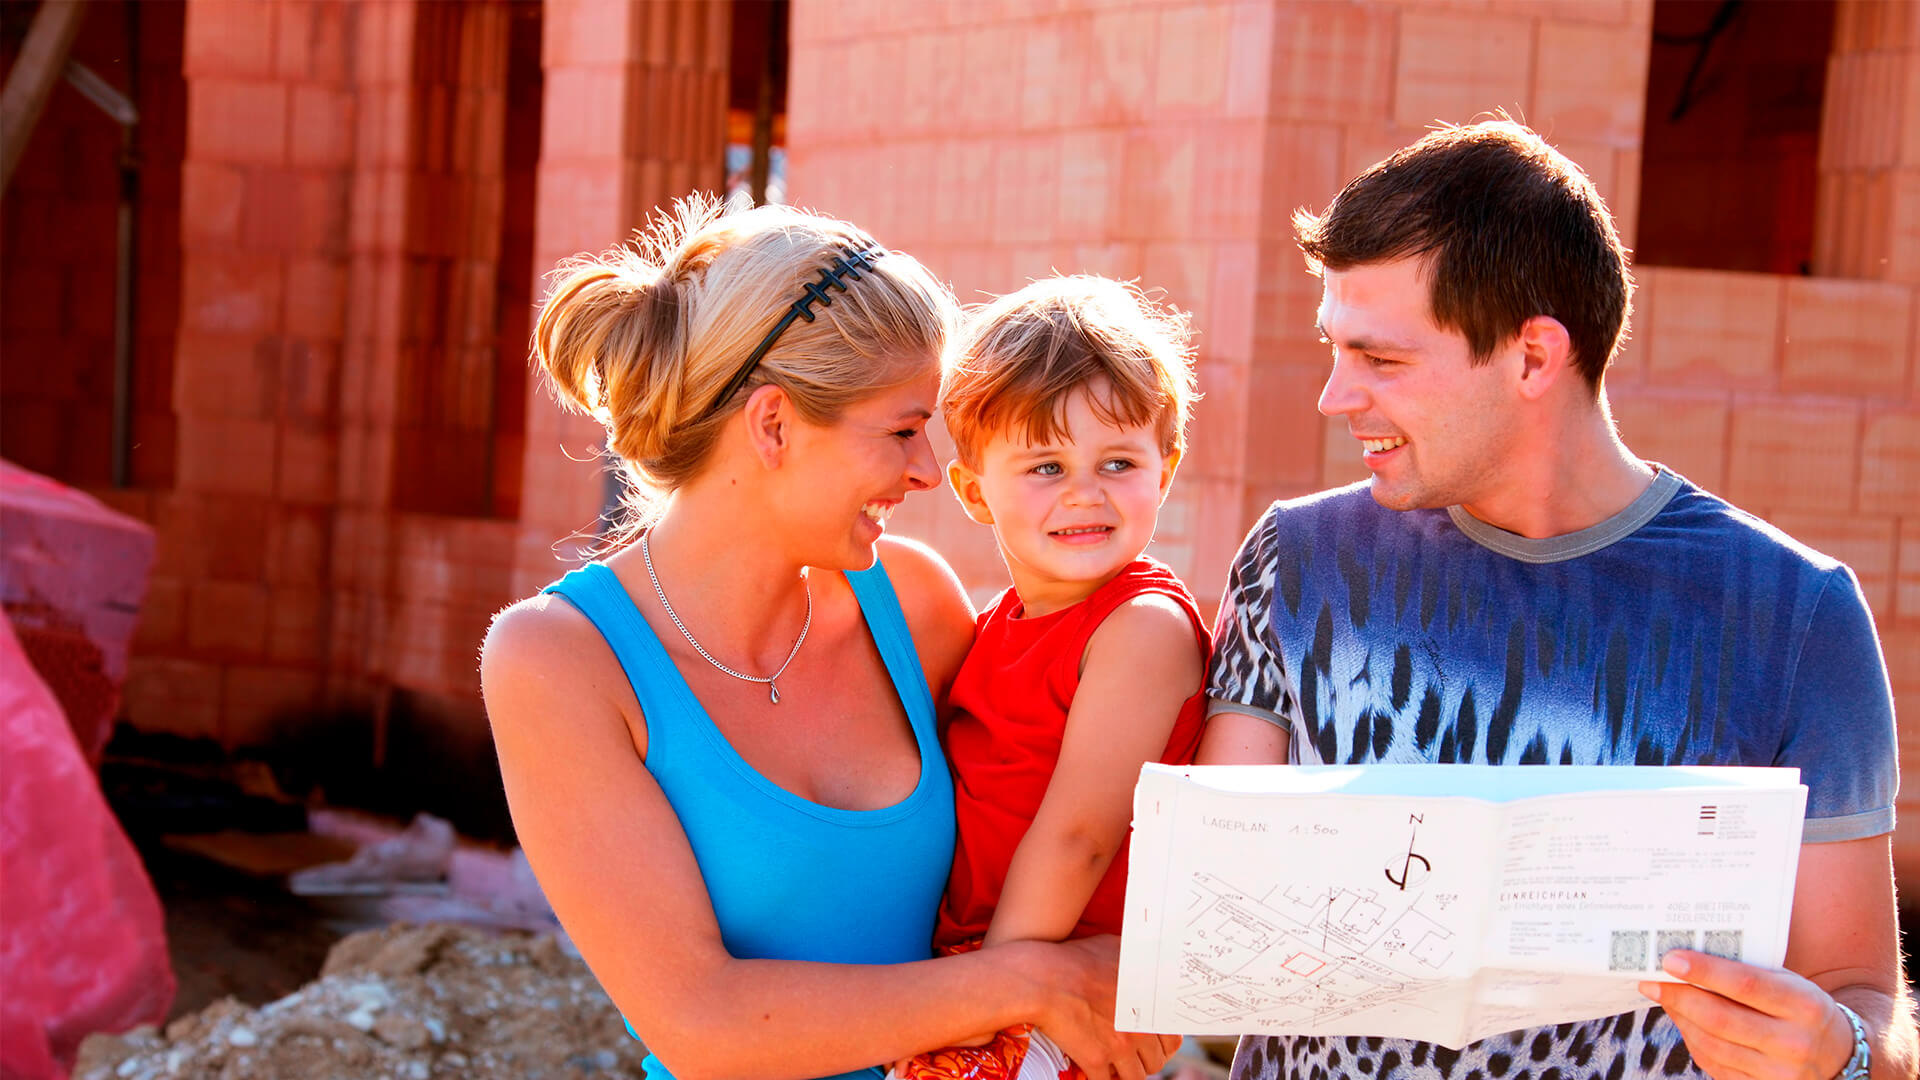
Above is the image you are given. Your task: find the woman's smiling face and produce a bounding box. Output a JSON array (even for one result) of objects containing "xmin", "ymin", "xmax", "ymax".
[{"xmin": 775, "ymin": 363, "xmax": 944, "ymax": 571}]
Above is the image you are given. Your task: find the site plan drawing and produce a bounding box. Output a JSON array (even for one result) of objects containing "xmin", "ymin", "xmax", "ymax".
[{"xmin": 1116, "ymin": 764, "xmax": 1807, "ymax": 1048}]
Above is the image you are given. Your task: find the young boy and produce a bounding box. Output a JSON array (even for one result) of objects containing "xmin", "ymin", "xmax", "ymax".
[{"xmin": 893, "ymin": 277, "xmax": 1210, "ymax": 1080}]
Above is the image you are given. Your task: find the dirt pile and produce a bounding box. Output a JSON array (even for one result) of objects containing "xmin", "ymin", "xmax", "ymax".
[{"xmin": 74, "ymin": 923, "xmax": 650, "ymax": 1080}]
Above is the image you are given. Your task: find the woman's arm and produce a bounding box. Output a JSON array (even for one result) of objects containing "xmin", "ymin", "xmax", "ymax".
[
  {"xmin": 980, "ymin": 593, "xmax": 1205, "ymax": 948},
  {"xmin": 482, "ymin": 599, "xmax": 1150, "ymax": 1080}
]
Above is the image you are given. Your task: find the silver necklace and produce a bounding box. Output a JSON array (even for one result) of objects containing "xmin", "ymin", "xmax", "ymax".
[{"xmin": 640, "ymin": 532, "xmax": 811, "ymax": 704}]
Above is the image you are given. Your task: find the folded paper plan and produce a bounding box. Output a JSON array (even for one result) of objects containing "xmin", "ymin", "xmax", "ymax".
[{"xmin": 1116, "ymin": 764, "xmax": 1807, "ymax": 1048}]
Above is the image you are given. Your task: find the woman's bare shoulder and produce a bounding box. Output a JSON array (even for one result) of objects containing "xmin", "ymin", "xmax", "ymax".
[
  {"xmin": 480, "ymin": 592, "xmax": 637, "ymax": 742},
  {"xmin": 482, "ymin": 592, "xmax": 603, "ymax": 672}
]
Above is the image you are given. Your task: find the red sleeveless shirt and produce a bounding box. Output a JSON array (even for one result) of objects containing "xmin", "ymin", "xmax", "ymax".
[{"xmin": 933, "ymin": 557, "xmax": 1211, "ymax": 950}]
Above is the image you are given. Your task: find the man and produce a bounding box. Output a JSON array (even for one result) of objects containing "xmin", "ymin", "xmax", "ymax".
[{"xmin": 1198, "ymin": 121, "xmax": 1914, "ymax": 1080}]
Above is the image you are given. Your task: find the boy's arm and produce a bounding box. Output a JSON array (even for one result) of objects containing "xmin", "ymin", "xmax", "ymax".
[{"xmin": 981, "ymin": 593, "xmax": 1205, "ymax": 948}]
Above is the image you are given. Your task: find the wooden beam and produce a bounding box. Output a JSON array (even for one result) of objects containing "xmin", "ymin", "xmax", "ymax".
[{"xmin": 0, "ymin": 0, "xmax": 90, "ymax": 196}]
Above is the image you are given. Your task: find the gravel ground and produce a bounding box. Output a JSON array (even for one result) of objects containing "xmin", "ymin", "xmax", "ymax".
[{"xmin": 74, "ymin": 923, "xmax": 648, "ymax": 1080}]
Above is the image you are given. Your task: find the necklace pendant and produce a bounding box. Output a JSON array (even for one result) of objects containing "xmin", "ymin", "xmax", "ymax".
[{"xmin": 769, "ymin": 683, "xmax": 780, "ymax": 705}]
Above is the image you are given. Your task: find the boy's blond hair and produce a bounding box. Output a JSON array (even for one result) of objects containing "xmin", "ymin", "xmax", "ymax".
[{"xmin": 943, "ymin": 276, "xmax": 1196, "ymax": 468}]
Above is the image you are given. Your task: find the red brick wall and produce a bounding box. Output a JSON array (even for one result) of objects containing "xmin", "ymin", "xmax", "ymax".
[
  {"xmin": 0, "ymin": 1, "xmax": 185, "ymax": 489},
  {"xmin": 787, "ymin": 0, "xmax": 1920, "ymax": 876},
  {"xmin": 789, "ymin": 0, "xmax": 1653, "ymax": 607}
]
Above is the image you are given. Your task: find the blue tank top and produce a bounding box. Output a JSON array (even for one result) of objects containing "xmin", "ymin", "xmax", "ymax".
[{"xmin": 543, "ymin": 561, "xmax": 956, "ymax": 1080}]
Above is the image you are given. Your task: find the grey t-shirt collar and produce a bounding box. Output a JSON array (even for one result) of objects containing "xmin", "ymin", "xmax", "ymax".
[{"xmin": 1446, "ymin": 468, "xmax": 1681, "ymax": 564}]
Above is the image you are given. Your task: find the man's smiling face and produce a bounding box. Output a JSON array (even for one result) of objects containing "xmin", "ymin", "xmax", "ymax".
[{"xmin": 1315, "ymin": 255, "xmax": 1523, "ymax": 514}]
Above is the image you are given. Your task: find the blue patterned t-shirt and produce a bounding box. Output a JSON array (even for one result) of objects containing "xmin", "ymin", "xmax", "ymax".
[{"xmin": 1208, "ymin": 469, "xmax": 1897, "ymax": 1080}]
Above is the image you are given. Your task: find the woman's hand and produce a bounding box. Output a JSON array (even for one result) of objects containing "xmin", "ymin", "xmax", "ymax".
[{"xmin": 1011, "ymin": 936, "xmax": 1179, "ymax": 1079}]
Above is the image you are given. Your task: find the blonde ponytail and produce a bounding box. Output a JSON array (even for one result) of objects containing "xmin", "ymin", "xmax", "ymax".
[{"xmin": 531, "ymin": 196, "xmax": 957, "ymax": 520}]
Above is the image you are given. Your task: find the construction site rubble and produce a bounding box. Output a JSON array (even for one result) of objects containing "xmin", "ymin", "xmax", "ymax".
[{"xmin": 73, "ymin": 923, "xmax": 649, "ymax": 1080}]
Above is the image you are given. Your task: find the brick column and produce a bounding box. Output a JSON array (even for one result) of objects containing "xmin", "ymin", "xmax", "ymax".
[
  {"xmin": 153, "ymin": 0, "xmax": 358, "ymax": 745},
  {"xmin": 511, "ymin": 0, "xmax": 729, "ymax": 599},
  {"xmin": 1814, "ymin": 0, "xmax": 1920, "ymax": 283}
]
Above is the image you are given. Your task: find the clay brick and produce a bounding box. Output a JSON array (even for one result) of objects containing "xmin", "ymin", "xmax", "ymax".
[
  {"xmin": 1187, "ymin": 359, "xmax": 1248, "ymax": 482},
  {"xmin": 353, "ymin": 0, "xmax": 415, "ymax": 85},
  {"xmin": 1394, "ymin": 12, "xmax": 1533, "ymax": 130},
  {"xmin": 1055, "ymin": 130, "xmax": 1124, "ymax": 243},
  {"xmin": 134, "ymin": 575, "xmax": 188, "ymax": 649},
  {"xmin": 1898, "ymin": 522, "xmax": 1920, "ymax": 624},
  {"xmin": 149, "ymin": 492, "xmax": 270, "ymax": 583},
  {"xmin": 1142, "ymin": 241, "xmax": 1211, "ymax": 328},
  {"xmin": 1262, "ymin": 123, "xmax": 1348, "ymax": 239},
  {"xmin": 174, "ymin": 332, "xmax": 278, "ymax": 419},
  {"xmin": 1608, "ymin": 264, "xmax": 1651, "ymax": 386},
  {"xmin": 177, "ymin": 416, "xmax": 280, "ymax": 497},
  {"xmin": 1860, "ymin": 412, "xmax": 1920, "ymax": 514},
  {"xmin": 1768, "ymin": 513, "xmax": 1898, "ymax": 619},
  {"xmin": 1781, "ymin": 279, "xmax": 1913, "ymax": 397},
  {"xmin": 1243, "ymin": 364, "xmax": 1327, "ymax": 490},
  {"xmin": 122, "ymin": 656, "xmax": 223, "ymax": 740},
  {"xmin": 267, "ymin": 586, "xmax": 329, "ymax": 664},
  {"xmin": 1119, "ymin": 127, "xmax": 1198, "ymax": 243},
  {"xmin": 186, "ymin": 580, "xmax": 272, "ymax": 657},
  {"xmin": 181, "ymin": 251, "xmax": 284, "ymax": 336},
  {"xmin": 3, "ymin": 269, "xmax": 63, "ymax": 333},
  {"xmin": 1271, "ymin": 3, "xmax": 1395, "ymax": 122},
  {"xmin": 1493, "ymin": 0, "xmax": 1637, "ymax": 24},
  {"xmin": 289, "ymin": 85, "xmax": 356, "ymax": 169},
  {"xmin": 128, "ymin": 412, "xmax": 178, "ymax": 490},
  {"xmin": 187, "ymin": 80, "xmax": 288, "ymax": 166},
  {"xmin": 1533, "ymin": 20, "xmax": 1650, "ymax": 147},
  {"xmin": 291, "ymin": 172, "xmax": 351, "ymax": 256},
  {"xmin": 1082, "ymin": 8, "xmax": 1158, "ymax": 126},
  {"xmin": 1192, "ymin": 121, "xmax": 1264, "ymax": 241},
  {"xmin": 1207, "ymin": 242, "xmax": 1260, "ymax": 363},
  {"xmin": 961, "ymin": 23, "xmax": 1026, "ymax": 135},
  {"xmin": 1609, "ymin": 146, "xmax": 1642, "ymax": 251},
  {"xmin": 277, "ymin": 421, "xmax": 340, "ymax": 507},
  {"xmin": 1019, "ymin": 18, "xmax": 1080, "ymax": 131},
  {"xmin": 1154, "ymin": 5, "xmax": 1231, "ymax": 113},
  {"xmin": 1726, "ymin": 399, "xmax": 1860, "ymax": 514},
  {"xmin": 1890, "ymin": 169, "xmax": 1920, "ymax": 286},
  {"xmin": 285, "ymin": 256, "xmax": 348, "ymax": 341},
  {"xmin": 184, "ymin": 0, "xmax": 277, "ymax": 79},
  {"xmin": 1224, "ymin": 2, "xmax": 1275, "ymax": 120},
  {"xmin": 275, "ymin": 0, "xmax": 352, "ymax": 83},
  {"xmin": 1642, "ymin": 269, "xmax": 1783, "ymax": 388},
  {"xmin": 179, "ymin": 161, "xmax": 247, "ymax": 247},
  {"xmin": 1608, "ymin": 391, "xmax": 1729, "ymax": 491}
]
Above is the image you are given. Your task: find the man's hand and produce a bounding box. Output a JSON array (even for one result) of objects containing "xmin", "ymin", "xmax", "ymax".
[{"xmin": 1640, "ymin": 950, "xmax": 1856, "ymax": 1080}]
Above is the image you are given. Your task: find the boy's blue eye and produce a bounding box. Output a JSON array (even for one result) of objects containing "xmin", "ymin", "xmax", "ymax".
[
  {"xmin": 1031, "ymin": 462, "xmax": 1062, "ymax": 476},
  {"xmin": 1102, "ymin": 459, "xmax": 1135, "ymax": 473},
  {"xmin": 892, "ymin": 427, "xmax": 919, "ymax": 439}
]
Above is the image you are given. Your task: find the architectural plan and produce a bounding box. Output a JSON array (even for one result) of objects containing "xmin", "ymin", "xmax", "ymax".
[{"xmin": 1116, "ymin": 764, "xmax": 1806, "ymax": 1048}]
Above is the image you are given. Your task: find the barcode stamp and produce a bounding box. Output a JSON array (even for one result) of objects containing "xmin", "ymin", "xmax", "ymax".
[
  {"xmin": 1656, "ymin": 930, "xmax": 1696, "ymax": 963},
  {"xmin": 1610, "ymin": 930, "xmax": 1648, "ymax": 972},
  {"xmin": 1702, "ymin": 930, "xmax": 1743, "ymax": 961}
]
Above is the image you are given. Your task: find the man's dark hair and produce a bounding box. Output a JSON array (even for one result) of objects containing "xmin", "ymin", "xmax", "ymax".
[{"xmin": 1294, "ymin": 120, "xmax": 1632, "ymax": 388}]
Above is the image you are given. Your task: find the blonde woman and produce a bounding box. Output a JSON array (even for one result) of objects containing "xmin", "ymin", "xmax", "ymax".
[{"xmin": 481, "ymin": 200, "xmax": 1177, "ymax": 1080}]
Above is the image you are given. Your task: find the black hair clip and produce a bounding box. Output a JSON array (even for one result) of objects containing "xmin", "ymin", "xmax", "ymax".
[{"xmin": 702, "ymin": 244, "xmax": 885, "ymax": 418}]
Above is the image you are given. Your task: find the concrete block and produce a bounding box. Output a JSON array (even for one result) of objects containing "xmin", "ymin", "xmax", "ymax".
[
  {"xmin": 1726, "ymin": 398, "xmax": 1860, "ymax": 514},
  {"xmin": 1642, "ymin": 268, "xmax": 1783, "ymax": 388},
  {"xmin": 1781, "ymin": 278, "xmax": 1913, "ymax": 397},
  {"xmin": 1861, "ymin": 411, "xmax": 1920, "ymax": 515}
]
